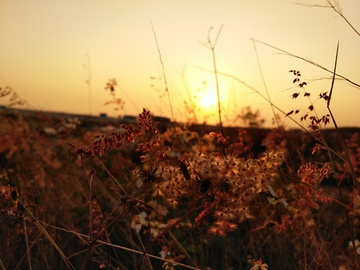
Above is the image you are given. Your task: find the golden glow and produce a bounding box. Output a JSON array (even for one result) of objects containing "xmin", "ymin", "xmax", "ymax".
[{"xmin": 199, "ymin": 91, "xmax": 218, "ymax": 110}]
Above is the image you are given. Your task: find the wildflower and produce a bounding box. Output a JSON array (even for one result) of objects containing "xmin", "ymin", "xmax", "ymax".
[
  {"xmin": 162, "ymin": 260, "xmax": 177, "ymax": 270},
  {"xmin": 348, "ymin": 239, "xmax": 360, "ymax": 255},
  {"xmin": 159, "ymin": 245, "xmax": 170, "ymax": 259},
  {"xmin": 105, "ymin": 78, "xmax": 117, "ymax": 93},
  {"xmin": 131, "ymin": 212, "xmax": 148, "ymax": 233},
  {"xmin": 251, "ymin": 259, "xmax": 268, "ymax": 270},
  {"xmin": 137, "ymin": 167, "xmax": 161, "ymax": 186}
]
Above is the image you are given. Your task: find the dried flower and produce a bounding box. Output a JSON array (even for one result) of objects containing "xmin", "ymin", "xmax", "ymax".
[{"xmin": 251, "ymin": 259, "xmax": 268, "ymax": 270}]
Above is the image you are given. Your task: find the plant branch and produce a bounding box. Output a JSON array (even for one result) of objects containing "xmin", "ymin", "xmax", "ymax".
[
  {"xmin": 195, "ymin": 65, "xmax": 349, "ymax": 163},
  {"xmin": 294, "ymin": 0, "xmax": 360, "ymax": 37},
  {"xmin": 251, "ymin": 38, "xmax": 360, "ymax": 89}
]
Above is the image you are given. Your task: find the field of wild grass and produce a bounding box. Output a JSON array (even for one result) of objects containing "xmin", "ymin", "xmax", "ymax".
[
  {"xmin": 1, "ymin": 3, "xmax": 360, "ymax": 267},
  {"xmin": 1, "ymin": 84, "xmax": 360, "ymax": 270}
]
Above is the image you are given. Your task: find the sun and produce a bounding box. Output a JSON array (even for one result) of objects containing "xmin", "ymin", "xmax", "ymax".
[{"xmin": 199, "ymin": 92, "xmax": 217, "ymax": 110}]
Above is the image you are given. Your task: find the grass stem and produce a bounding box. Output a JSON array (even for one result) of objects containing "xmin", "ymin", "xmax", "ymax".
[{"xmin": 151, "ymin": 21, "xmax": 174, "ymax": 122}]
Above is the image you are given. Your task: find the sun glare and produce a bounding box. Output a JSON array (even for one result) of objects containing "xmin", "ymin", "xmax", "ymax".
[
  {"xmin": 199, "ymin": 92, "xmax": 217, "ymax": 109},
  {"xmin": 189, "ymin": 78, "xmax": 232, "ymax": 124}
]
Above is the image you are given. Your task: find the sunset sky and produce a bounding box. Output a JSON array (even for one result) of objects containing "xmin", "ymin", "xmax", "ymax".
[{"xmin": 1, "ymin": 0, "xmax": 359, "ymax": 128}]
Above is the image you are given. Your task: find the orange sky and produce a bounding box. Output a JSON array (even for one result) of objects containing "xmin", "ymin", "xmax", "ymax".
[{"xmin": 1, "ymin": 0, "xmax": 359, "ymax": 128}]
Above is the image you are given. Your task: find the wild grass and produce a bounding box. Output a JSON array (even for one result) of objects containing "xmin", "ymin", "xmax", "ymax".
[
  {"xmin": 199, "ymin": 25, "xmax": 224, "ymax": 136},
  {"xmin": 1, "ymin": 2, "xmax": 360, "ymax": 269},
  {"xmin": 1, "ymin": 65, "xmax": 359, "ymax": 270}
]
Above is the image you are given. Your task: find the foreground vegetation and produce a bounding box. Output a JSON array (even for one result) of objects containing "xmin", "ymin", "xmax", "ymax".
[{"xmin": 0, "ymin": 97, "xmax": 359, "ymax": 269}]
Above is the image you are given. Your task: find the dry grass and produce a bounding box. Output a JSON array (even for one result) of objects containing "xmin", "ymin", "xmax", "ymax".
[{"xmin": 0, "ymin": 99, "xmax": 359, "ymax": 269}]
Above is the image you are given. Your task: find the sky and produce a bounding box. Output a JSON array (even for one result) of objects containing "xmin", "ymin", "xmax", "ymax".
[{"xmin": 1, "ymin": 0, "xmax": 360, "ymax": 128}]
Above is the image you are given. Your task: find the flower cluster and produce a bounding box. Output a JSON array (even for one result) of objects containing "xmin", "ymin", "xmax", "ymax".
[
  {"xmin": 250, "ymin": 258, "xmax": 268, "ymax": 270},
  {"xmin": 273, "ymin": 162, "xmax": 332, "ymax": 234},
  {"xmin": 286, "ymin": 70, "xmax": 331, "ymax": 130},
  {"xmin": 131, "ymin": 211, "xmax": 166, "ymax": 237},
  {"xmin": 91, "ymin": 108, "xmax": 159, "ymax": 157},
  {"xmin": 135, "ymin": 149, "xmax": 285, "ymax": 236}
]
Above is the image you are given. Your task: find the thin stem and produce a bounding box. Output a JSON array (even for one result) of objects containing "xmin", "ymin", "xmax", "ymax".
[
  {"xmin": 294, "ymin": 0, "xmax": 360, "ymax": 37},
  {"xmin": 200, "ymin": 25, "xmax": 225, "ymax": 136},
  {"xmin": 150, "ymin": 21, "xmax": 174, "ymax": 122},
  {"xmin": 21, "ymin": 202, "xmax": 75, "ymax": 270},
  {"xmin": 35, "ymin": 221, "xmax": 201, "ymax": 270},
  {"xmin": 251, "ymin": 38, "xmax": 360, "ymax": 89},
  {"xmin": 132, "ymin": 198, "xmax": 202, "ymax": 270},
  {"xmin": 0, "ymin": 258, "xmax": 5, "ymax": 270},
  {"xmin": 327, "ymin": 42, "xmax": 359, "ymax": 193},
  {"xmin": 23, "ymin": 221, "xmax": 32, "ymax": 270},
  {"xmin": 252, "ymin": 38, "xmax": 279, "ymax": 127},
  {"xmin": 326, "ymin": 41, "xmax": 359, "ymax": 267},
  {"xmin": 209, "ymin": 25, "xmax": 224, "ymax": 136},
  {"xmin": 195, "ymin": 66, "xmax": 350, "ymax": 163}
]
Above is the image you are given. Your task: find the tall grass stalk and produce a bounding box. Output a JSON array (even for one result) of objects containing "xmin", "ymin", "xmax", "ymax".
[
  {"xmin": 35, "ymin": 221, "xmax": 201, "ymax": 269},
  {"xmin": 327, "ymin": 42, "xmax": 359, "ymax": 192},
  {"xmin": 80, "ymin": 158, "xmax": 95, "ymax": 270},
  {"xmin": 0, "ymin": 258, "xmax": 4, "ymax": 270},
  {"xmin": 21, "ymin": 202, "xmax": 76, "ymax": 270},
  {"xmin": 200, "ymin": 25, "xmax": 224, "ymax": 136},
  {"xmin": 252, "ymin": 38, "xmax": 280, "ymax": 127},
  {"xmin": 327, "ymin": 42, "xmax": 359, "ymax": 266},
  {"xmin": 150, "ymin": 21, "xmax": 174, "ymax": 122},
  {"xmin": 23, "ymin": 221, "xmax": 32, "ymax": 270}
]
